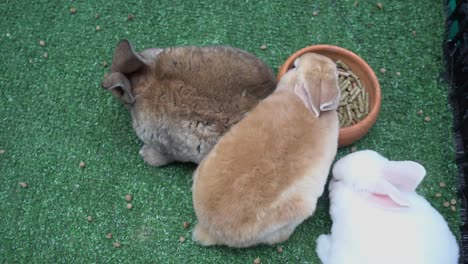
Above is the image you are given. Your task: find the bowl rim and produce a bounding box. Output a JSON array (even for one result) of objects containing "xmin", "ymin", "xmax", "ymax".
[{"xmin": 277, "ymin": 44, "xmax": 381, "ymax": 135}]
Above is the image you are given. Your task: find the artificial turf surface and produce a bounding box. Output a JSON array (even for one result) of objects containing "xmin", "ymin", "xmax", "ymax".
[{"xmin": 0, "ymin": 0, "xmax": 460, "ymax": 263}]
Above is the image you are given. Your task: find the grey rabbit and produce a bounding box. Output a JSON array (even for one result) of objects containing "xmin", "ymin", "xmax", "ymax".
[{"xmin": 101, "ymin": 40, "xmax": 276, "ymax": 167}]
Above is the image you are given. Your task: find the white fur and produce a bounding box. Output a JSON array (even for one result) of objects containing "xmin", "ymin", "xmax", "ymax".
[{"xmin": 316, "ymin": 150, "xmax": 459, "ymax": 264}]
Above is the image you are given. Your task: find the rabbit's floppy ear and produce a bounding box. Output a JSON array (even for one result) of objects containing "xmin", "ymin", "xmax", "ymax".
[
  {"xmin": 295, "ymin": 62, "xmax": 340, "ymax": 117},
  {"xmin": 382, "ymin": 161, "xmax": 426, "ymax": 192},
  {"xmin": 110, "ymin": 39, "xmax": 147, "ymax": 74},
  {"xmin": 366, "ymin": 161, "xmax": 425, "ymax": 208},
  {"xmin": 368, "ymin": 179, "xmax": 411, "ymax": 208},
  {"xmin": 101, "ymin": 72, "xmax": 135, "ymax": 104}
]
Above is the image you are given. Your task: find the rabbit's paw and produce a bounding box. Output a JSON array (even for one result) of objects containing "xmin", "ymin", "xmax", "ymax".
[
  {"xmin": 316, "ymin": 234, "xmax": 331, "ymax": 263},
  {"xmin": 139, "ymin": 145, "xmax": 172, "ymax": 167},
  {"xmin": 193, "ymin": 224, "xmax": 217, "ymax": 246}
]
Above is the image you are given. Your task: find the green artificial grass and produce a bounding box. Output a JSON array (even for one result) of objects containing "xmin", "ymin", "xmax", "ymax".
[{"xmin": 0, "ymin": 0, "xmax": 459, "ymax": 263}]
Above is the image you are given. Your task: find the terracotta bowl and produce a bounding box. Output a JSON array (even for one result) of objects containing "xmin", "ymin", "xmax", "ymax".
[{"xmin": 277, "ymin": 45, "xmax": 381, "ymax": 148}]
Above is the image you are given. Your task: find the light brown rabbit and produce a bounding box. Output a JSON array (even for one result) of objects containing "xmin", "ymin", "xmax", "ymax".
[
  {"xmin": 101, "ymin": 40, "xmax": 276, "ymax": 167},
  {"xmin": 192, "ymin": 53, "xmax": 341, "ymax": 247}
]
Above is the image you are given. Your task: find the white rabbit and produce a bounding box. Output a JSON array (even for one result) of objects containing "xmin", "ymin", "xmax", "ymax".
[{"xmin": 316, "ymin": 150, "xmax": 459, "ymax": 264}]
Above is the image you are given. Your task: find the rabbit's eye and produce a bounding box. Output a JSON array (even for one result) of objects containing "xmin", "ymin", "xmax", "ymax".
[{"xmin": 293, "ymin": 58, "xmax": 300, "ymax": 68}]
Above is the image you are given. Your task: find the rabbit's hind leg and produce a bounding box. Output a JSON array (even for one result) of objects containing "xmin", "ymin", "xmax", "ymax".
[
  {"xmin": 192, "ymin": 223, "xmax": 218, "ymax": 246},
  {"xmin": 139, "ymin": 145, "xmax": 172, "ymax": 167}
]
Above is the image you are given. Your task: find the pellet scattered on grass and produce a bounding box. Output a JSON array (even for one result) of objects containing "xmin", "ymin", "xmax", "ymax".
[
  {"xmin": 127, "ymin": 14, "xmax": 134, "ymax": 21},
  {"xmin": 435, "ymin": 192, "xmax": 442, "ymax": 198},
  {"xmin": 396, "ymin": 72, "xmax": 401, "ymax": 77},
  {"xmin": 253, "ymin": 257, "xmax": 261, "ymax": 264},
  {"xmin": 439, "ymin": 182, "xmax": 446, "ymax": 188},
  {"xmin": 79, "ymin": 161, "xmax": 86, "ymax": 168},
  {"xmin": 19, "ymin": 182, "xmax": 28, "ymax": 188},
  {"xmin": 87, "ymin": 215, "xmax": 93, "ymax": 222},
  {"xmin": 379, "ymin": 68, "xmax": 386, "ymax": 73},
  {"xmin": 43, "ymin": 52, "xmax": 48, "ymax": 59},
  {"xmin": 377, "ymin": 3, "xmax": 383, "ymax": 9},
  {"xmin": 276, "ymin": 246, "xmax": 284, "ymax": 253},
  {"xmin": 39, "ymin": 40, "xmax": 46, "ymax": 46},
  {"xmin": 417, "ymin": 109, "xmax": 424, "ymax": 115},
  {"xmin": 125, "ymin": 194, "xmax": 133, "ymax": 202},
  {"xmin": 451, "ymin": 198, "xmax": 457, "ymax": 205},
  {"xmin": 424, "ymin": 116, "xmax": 431, "ymax": 122},
  {"xmin": 443, "ymin": 201, "xmax": 450, "ymax": 207},
  {"xmin": 106, "ymin": 233, "xmax": 113, "ymax": 239},
  {"xmin": 179, "ymin": 236, "xmax": 186, "ymax": 243},
  {"xmin": 182, "ymin": 221, "xmax": 190, "ymax": 229},
  {"xmin": 70, "ymin": 7, "xmax": 77, "ymax": 14},
  {"xmin": 102, "ymin": 60, "xmax": 108, "ymax": 67},
  {"xmin": 451, "ymin": 205, "xmax": 456, "ymax": 212},
  {"xmin": 312, "ymin": 10, "xmax": 319, "ymax": 16},
  {"xmin": 260, "ymin": 45, "xmax": 267, "ymax": 50},
  {"xmin": 126, "ymin": 203, "xmax": 133, "ymax": 210},
  {"xmin": 0, "ymin": 149, "xmax": 5, "ymax": 154},
  {"xmin": 96, "ymin": 25, "xmax": 101, "ymax": 31},
  {"xmin": 353, "ymin": 0, "xmax": 359, "ymax": 7},
  {"xmin": 113, "ymin": 242, "xmax": 122, "ymax": 248}
]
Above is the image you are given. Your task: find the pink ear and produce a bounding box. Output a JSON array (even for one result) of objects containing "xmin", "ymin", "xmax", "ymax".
[
  {"xmin": 368, "ymin": 193, "xmax": 407, "ymax": 209},
  {"xmin": 369, "ymin": 179, "xmax": 411, "ymax": 208},
  {"xmin": 382, "ymin": 161, "xmax": 426, "ymax": 192}
]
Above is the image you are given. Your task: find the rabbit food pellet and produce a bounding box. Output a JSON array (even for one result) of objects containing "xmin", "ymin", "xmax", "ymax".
[
  {"xmin": 451, "ymin": 199, "xmax": 457, "ymax": 205},
  {"xmin": 443, "ymin": 201, "xmax": 450, "ymax": 207},
  {"xmin": 87, "ymin": 215, "xmax": 93, "ymax": 222},
  {"xmin": 102, "ymin": 60, "xmax": 108, "ymax": 67},
  {"xmin": 379, "ymin": 68, "xmax": 386, "ymax": 73},
  {"xmin": 182, "ymin": 221, "xmax": 190, "ymax": 229},
  {"xmin": 260, "ymin": 45, "xmax": 267, "ymax": 50},
  {"xmin": 435, "ymin": 192, "xmax": 442, "ymax": 198},
  {"xmin": 125, "ymin": 194, "xmax": 133, "ymax": 202},
  {"xmin": 312, "ymin": 10, "xmax": 319, "ymax": 16},
  {"xmin": 19, "ymin": 182, "xmax": 28, "ymax": 188},
  {"xmin": 254, "ymin": 257, "xmax": 261, "ymax": 264},
  {"xmin": 377, "ymin": 3, "xmax": 383, "ymax": 9},
  {"xmin": 43, "ymin": 52, "xmax": 48, "ymax": 59},
  {"xmin": 70, "ymin": 7, "xmax": 77, "ymax": 14},
  {"xmin": 0, "ymin": 149, "xmax": 5, "ymax": 154},
  {"xmin": 79, "ymin": 161, "xmax": 86, "ymax": 168},
  {"xmin": 336, "ymin": 60, "xmax": 370, "ymax": 128},
  {"xmin": 126, "ymin": 203, "xmax": 133, "ymax": 210},
  {"xmin": 179, "ymin": 236, "xmax": 186, "ymax": 243},
  {"xmin": 417, "ymin": 109, "xmax": 424, "ymax": 115},
  {"xmin": 39, "ymin": 40, "xmax": 46, "ymax": 46},
  {"xmin": 96, "ymin": 25, "xmax": 101, "ymax": 31},
  {"xmin": 424, "ymin": 116, "xmax": 431, "ymax": 122},
  {"xmin": 451, "ymin": 205, "xmax": 456, "ymax": 212},
  {"xmin": 439, "ymin": 182, "xmax": 446, "ymax": 188},
  {"xmin": 396, "ymin": 71, "xmax": 401, "ymax": 77},
  {"xmin": 106, "ymin": 233, "xmax": 113, "ymax": 239},
  {"xmin": 113, "ymin": 242, "xmax": 122, "ymax": 248},
  {"xmin": 277, "ymin": 246, "xmax": 284, "ymax": 253}
]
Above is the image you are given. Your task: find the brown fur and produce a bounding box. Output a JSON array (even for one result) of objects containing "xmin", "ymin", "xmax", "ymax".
[
  {"xmin": 192, "ymin": 53, "xmax": 340, "ymax": 247},
  {"xmin": 102, "ymin": 40, "xmax": 276, "ymax": 166}
]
